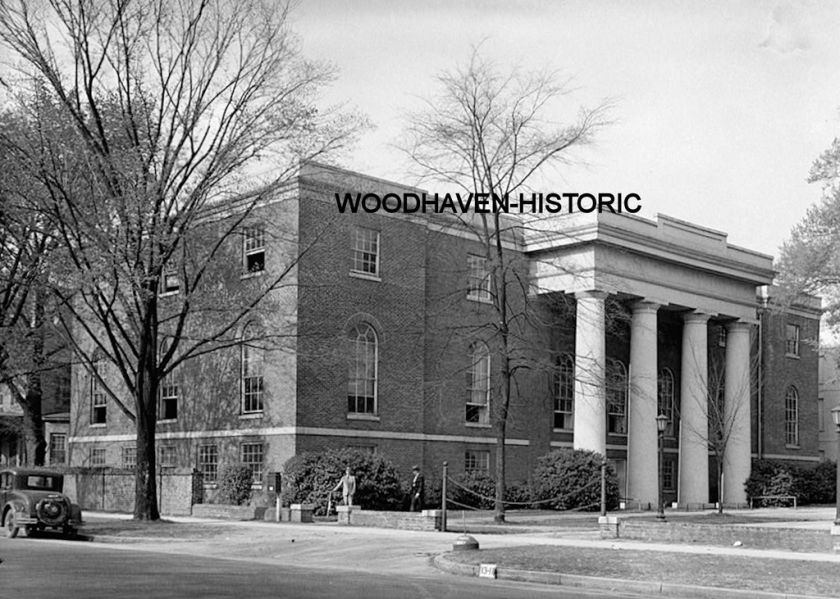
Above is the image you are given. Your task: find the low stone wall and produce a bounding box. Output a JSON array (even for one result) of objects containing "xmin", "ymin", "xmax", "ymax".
[
  {"xmin": 62, "ymin": 468, "xmax": 202, "ymax": 516},
  {"xmin": 342, "ymin": 509, "xmax": 442, "ymax": 531},
  {"xmin": 191, "ymin": 504, "xmax": 264, "ymax": 520},
  {"xmin": 613, "ymin": 519, "xmax": 833, "ymax": 553}
]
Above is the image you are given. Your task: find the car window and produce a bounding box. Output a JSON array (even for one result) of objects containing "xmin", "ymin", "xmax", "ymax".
[
  {"xmin": 24, "ymin": 475, "xmax": 59, "ymax": 491},
  {"xmin": 0, "ymin": 473, "xmax": 8, "ymax": 489}
]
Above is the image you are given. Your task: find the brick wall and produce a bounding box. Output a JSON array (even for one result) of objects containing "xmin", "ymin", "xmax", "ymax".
[
  {"xmin": 62, "ymin": 468, "xmax": 201, "ymax": 516},
  {"xmin": 618, "ymin": 519, "xmax": 833, "ymax": 553}
]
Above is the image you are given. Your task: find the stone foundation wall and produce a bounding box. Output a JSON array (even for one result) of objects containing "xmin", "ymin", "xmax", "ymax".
[
  {"xmin": 615, "ymin": 519, "xmax": 833, "ymax": 553},
  {"xmin": 342, "ymin": 509, "xmax": 442, "ymax": 531}
]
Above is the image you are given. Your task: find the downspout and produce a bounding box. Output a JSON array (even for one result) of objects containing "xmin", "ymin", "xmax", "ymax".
[{"xmin": 757, "ymin": 286, "xmax": 769, "ymax": 460}]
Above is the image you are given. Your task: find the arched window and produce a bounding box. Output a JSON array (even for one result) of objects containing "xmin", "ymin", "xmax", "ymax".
[
  {"xmin": 785, "ymin": 386, "xmax": 799, "ymax": 446},
  {"xmin": 657, "ymin": 368, "xmax": 675, "ymax": 437},
  {"xmin": 241, "ymin": 324, "xmax": 265, "ymax": 414},
  {"xmin": 466, "ymin": 342, "xmax": 490, "ymax": 424},
  {"xmin": 158, "ymin": 339, "xmax": 179, "ymax": 421},
  {"xmin": 90, "ymin": 349, "xmax": 107, "ymax": 425},
  {"xmin": 348, "ymin": 323, "xmax": 377, "ymax": 414},
  {"xmin": 607, "ymin": 359, "xmax": 628, "ymax": 434},
  {"xmin": 554, "ymin": 353, "xmax": 574, "ymax": 430}
]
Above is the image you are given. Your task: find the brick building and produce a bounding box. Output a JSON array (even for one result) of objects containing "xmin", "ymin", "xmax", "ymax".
[{"xmin": 66, "ymin": 163, "xmax": 820, "ymax": 508}]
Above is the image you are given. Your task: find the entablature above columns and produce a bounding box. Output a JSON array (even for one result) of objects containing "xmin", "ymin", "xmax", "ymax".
[{"xmin": 529, "ymin": 241, "xmax": 771, "ymax": 323}]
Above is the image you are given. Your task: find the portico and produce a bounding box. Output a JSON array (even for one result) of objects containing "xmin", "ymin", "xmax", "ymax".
[{"xmin": 526, "ymin": 212, "xmax": 774, "ymax": 507}]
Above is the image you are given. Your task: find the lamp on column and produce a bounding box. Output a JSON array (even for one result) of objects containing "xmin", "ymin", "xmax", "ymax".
[
  {"xmin": 831, "ymin": 407, "xmax": 840, "ymax": 526},
  {"xmin": 656, "ymin": 413, "xmax": 669, "ymax": 521}
]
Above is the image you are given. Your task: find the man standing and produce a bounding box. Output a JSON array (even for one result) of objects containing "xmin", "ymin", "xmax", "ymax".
[
  {"xmin": 333, "ymin": 466, "xmax": 357, "ymax": 506},
  {"xmin": 409, "ymin": 465, "xmax": 424, "ymax": 511}
]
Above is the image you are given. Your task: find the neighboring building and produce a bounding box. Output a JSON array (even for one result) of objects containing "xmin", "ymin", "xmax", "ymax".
[
  {"xmin": 818, "ymin": 347, "xmax": 840, "ymax": 461},
  {"xmin": 0, "ymin": 367, "xmax": 71, "ymax": 466},
  {"xmin": 66, "ymin": 163, "xmax": 821, "ymax": 508}
]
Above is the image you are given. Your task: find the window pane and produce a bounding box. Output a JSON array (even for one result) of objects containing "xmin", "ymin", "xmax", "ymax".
[{"xmin": 347, "ymin": 324, "xmax": 377, "ymax": 414}]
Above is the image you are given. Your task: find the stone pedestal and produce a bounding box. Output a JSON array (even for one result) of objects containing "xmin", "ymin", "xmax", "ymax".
[
  {"xmin": 290, "ymin": 503, "xmax": 315, "ymax": 523},
  {"xmin": 337, "ymin": 504, "xmax": 360, "ymax": 525},
  {"xmin": 598, "ymin": 516, "xmax": 620, "ymax": 539}
]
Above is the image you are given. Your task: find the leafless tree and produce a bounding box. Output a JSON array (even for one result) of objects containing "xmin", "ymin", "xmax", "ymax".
[
  {"xmin": 0, "ymin": 0, "xmax": 366, "ymax": 519},
  {"xmin": 403, "ymin": 47, "xmax": 609, "ymax": 522}
]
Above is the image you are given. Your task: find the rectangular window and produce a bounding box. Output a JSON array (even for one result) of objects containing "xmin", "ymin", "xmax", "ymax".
[
  {"xmin": 198, "ymin": 444, "xmax": 218, "ymax": 484},
  {"xmin": 785, "ymin": 324, "xmax": 800, "ymax": 357},
  {"xmin": 243, "ymin": 226, "xmax": 266, "ymax": 273},
  {"xmin": 466, "ymin": 346, "xmax": 490, "ymax": 425},
  {"xmin": 464, "ymin": 450, "xmax": 490, "ymax": 475},
  {"xmin": 162, "ymin": 269, "xmax": 180, "ymax": 294},
  {"xmin": 159, "ymin": 445, "xmax": 176, "ymax": 468},
  {"xmin": 785, "ymin": 387, "xmax": 800, "ymax": 446},
  {"xmin": 466, "ymin": 254, "xmax": 491, "ymax": 302},
  {"xmin": 241, "ymin": 442, "xmax": 264, "ymax": 483},
  {"xmin": 819, "ymin": 397, "xmax": 825, "ymax": 432},
  {"xmin": 49, "ymin": 434, "xmax": 67, "ymax": 465},
  {"xmin": 347, "ymin": 445, "xmax": 377, "ymax": 455},
  {"xmin": 554, "ymin": 356, "xmax": 574, "ymax": 430},
  {"xmin": 242, "ymin": 341, "xmax": 264, "ymax": 414},
  {"xmin": 90, "ymin": 447, "xmax": 106, "ymax": 467},
  {"xmin": 91, "ymin": 368, "xmax": 107, "ymax": 425},
  {"xmin": 663, "ymin": 459, "xmax": 675, "ymax": 491},
  {"xmin": 351, "ymin": 227, "xmax": 379, "ymax": 276},
  {"xmin": 122, "ymin": 446, "xmax": 136, "ymax": 469},
  {"xmin": 159, "ymin": 380, "xmax": 179, "ymax": 421}
]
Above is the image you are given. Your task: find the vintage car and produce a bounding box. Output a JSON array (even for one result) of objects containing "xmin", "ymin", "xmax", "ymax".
[{"xmin": 1, "ymin": 468, "xmax": 82, "ymax": 538}]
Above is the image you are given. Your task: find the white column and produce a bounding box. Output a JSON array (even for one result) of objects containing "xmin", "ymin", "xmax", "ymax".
[
  {"xmin": 723, "ymin": 321, "xmax": 752, "ymax": 505},
  {"xmin": 627, "ymin": 300, "xmax": 659, "ymax": 507},
  {"xmin": 679, "ymin": 312, "xmax": 710, "ymax": 506},
  {"xmin": 573, "ymin": 290, "xmax": 608, "ymax": 455}
]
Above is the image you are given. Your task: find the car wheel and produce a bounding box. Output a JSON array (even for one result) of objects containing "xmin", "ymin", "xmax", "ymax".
[{"xmin": 4, "ymin": 511, "xmax": 19, "ymax": 539}]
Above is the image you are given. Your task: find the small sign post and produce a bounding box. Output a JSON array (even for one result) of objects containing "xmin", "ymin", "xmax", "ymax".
[{"xmin": 478, "ymin": 564, "xmax": 497, "ymax": 579}]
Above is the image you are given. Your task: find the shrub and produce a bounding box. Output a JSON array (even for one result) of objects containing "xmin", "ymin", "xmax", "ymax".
[
  {"xmin": 531, "ymin": 449, "xmax": 619, "ymax": 511},
  {"xmin": 281, "ymin": 448, "xmax": 404, "ymax": 515},
  {"xmin": 448, "ymin": 471, "xmax": 496, "ymax": 510},
  {"xmin": 218, "ymin": 465, "xmax": 253, "ymax": 506},
  {"xmin": 746, "ymin": 459, "xmax": 836, "ymax": 506}
]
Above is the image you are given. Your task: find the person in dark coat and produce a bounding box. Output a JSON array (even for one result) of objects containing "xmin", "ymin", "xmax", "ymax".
[{"xmin": 409, "ymin": 465, "xmax": 424, "ymax": 511}]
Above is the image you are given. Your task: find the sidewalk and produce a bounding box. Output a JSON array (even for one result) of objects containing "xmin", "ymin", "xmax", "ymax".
[{"xmin": 78, "ymin": 508, "xmax": 840, "ymax": 598}]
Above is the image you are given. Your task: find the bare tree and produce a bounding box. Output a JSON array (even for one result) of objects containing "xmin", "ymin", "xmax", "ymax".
[
  {"xmin": 677, "ymin": 334, "xmax": 759, "ymax": 514},
  {"xmin": 0, "ymin": 116, "xmax": 63, "ymax": 466},
  {"xmin": 0, "ymin": 0, "xmax": 365, "ymax": 519},
  {"xmin": 403, "ymin": 47, "xmax": 609, "ymax": 522}
]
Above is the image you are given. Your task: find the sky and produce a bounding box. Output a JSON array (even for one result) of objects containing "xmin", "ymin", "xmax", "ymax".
[{"xmin": 294, "ymin": 0, "xmax": 840, "ymax": 258}]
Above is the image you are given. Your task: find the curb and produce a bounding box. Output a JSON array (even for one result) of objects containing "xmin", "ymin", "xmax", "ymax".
[{"xmin": 432, "ymin": 553, "xmax": 828, "ymax": 599}]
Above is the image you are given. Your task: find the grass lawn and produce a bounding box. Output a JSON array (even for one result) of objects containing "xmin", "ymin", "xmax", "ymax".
[
  {"xmin": 446, "ymin": 544, "xmax": 840, "ymax": 597},
  {"xmin": 80, "ymin": 518, "xmax": 233, "ymax": 540}
]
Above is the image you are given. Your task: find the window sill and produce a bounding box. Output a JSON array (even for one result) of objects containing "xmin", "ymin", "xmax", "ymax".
[
  {"xmin": 552, "ymin": 428, "xmax": 573, "ymax": 434},
  {"xmin": 203, "ymin": 483, "xmax": 218, "ymax": 489},
  {"xmin": 785, "ymin": 444, "xmax": 801, "ymax": 450},
  {"xmin": 608, "ymin": 432, "xmax": 628, "ymax": 437},
  {"xmin": 785, "ymin": 353, "xmax": 801, "ymax": 360},
  {"xmin": 239, "ymin": 412, "xmax": 264, "ymax": 420},
  {"xmin": 347, "ymin": 413, "xmax": 380, "ymax": 422},
  {"xmin": 240, "ymin": 270, "xmax": 266, "ymax": 280},
  {"xmin": 466, "ymin": 295, "xmax": 493, "ymax": 305},
  {"xmin": 89, "ymin": 423, "xmax": 107, "ymax": 429},
  {"xmin": 465, "ymin": 422, "xmax": 491, "ymax": 429},
  {"xmin": 159, "ymin": 290, "xmax": 180, "ymax": 298},
  {"xmin": 349, "ymin": 271, "xmax": 381, "ymax": 282},
  {"xmin": 157, "ymin": 419, "xmax": 177, "ymax": 425}
]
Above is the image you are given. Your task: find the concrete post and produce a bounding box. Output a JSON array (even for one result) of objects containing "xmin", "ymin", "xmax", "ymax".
[
  {"xmin": 723, "ymin": 321, "xmax": 752, "ymax": 506},
  {"xmin": 573, "ymin": 290, "xmax": 609, "ymax": 455},
  {"xmin": 627, "ymin": 300, "xmax": 659, "ymax": 507},
  {"xmin": 679, "ymin": 312, "xmax": 710, "ymax": 506}
]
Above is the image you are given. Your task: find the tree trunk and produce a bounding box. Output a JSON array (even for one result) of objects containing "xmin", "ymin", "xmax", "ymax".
[
  {"xmin": 134, "ymin": 285, "xmax": 160, "ymax": 521},
  {"xmin": 493, "ymin": 416, "xmax": 506, "ymax": 523}
]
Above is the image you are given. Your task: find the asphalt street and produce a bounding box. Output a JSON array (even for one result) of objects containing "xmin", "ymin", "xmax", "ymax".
[{"xmin": 0, "ymin": 536, "xmax": 643, "ymax": 599}]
